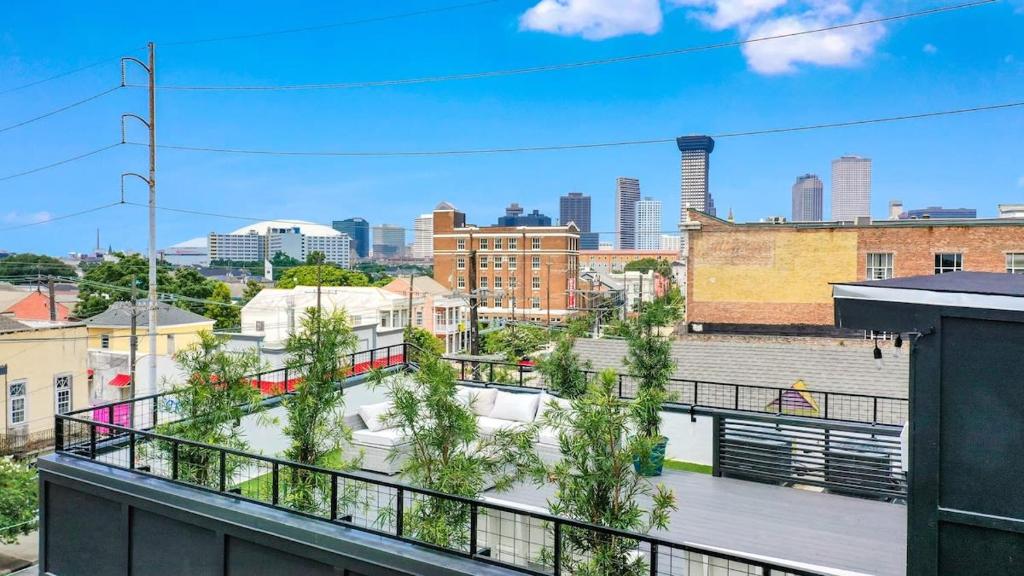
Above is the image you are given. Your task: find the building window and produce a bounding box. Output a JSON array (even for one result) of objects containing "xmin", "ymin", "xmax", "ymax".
[
  {"xmin": 479, "ymin": 256, "xmax": 488, "ymax": 269},
  {"xmin": 1007, "ymin": 253, "xmax": 1024, "ymax": 274},
  {"xmin": 532, "ymin": 276, "xmax": 541, "ymax": 290},
  {"xmin": 457, "ymin": 276, "xmax": 465, "ymax": 289},
  {"xmin": 508, "ymin": 256, "xmax": 517, "ymax": 270},
  {"xmin": 509, "ymin": 238, "xmax": 518, "ymax": 250},
  {"xmin": 494, "ymin": 276, "xmax": 503, "ymax": 289},
  {"xmin": 101, "ymin": 334, "xmax": 110, "ymax": 349},
  {"xmin": 494, "ymin": 256, "xmax": 503, "ymax": 270},
  {"xmin": 866, "ymin": 253, "xmax": 894, "ymax": 280},
  {"xmin": 255, "ymin": 321, "xmax": 265, "ymax": 331},
  {"xmin": 457, "ymin": 238, "xmax": 466, "ymax": 250},
  {"xmin": 532, "ymin": 256, "xmax": 541, "ymax": 270},
  {"xmin": 479, "ymin": 238, "xmax": 489, "ymax": 250},
  {"xmin": 509, "ymin": 276, "xmax": 517, "ymax": 289},
  {"xmin": 480, "ymin": 277, "xmax": 489, "ymax": 290},
  {"xmin": 167, "ymin": 335, "xmax": 175, "ymax": 356},
  {"xmin": 532, "ymin": 237, "xmax": 541, "ymax": 250},
  {"xmin": 493, "ymin": 296, "xmax": 503, "ymax": 308},
  {"xmin": 416, "ymin": 310, "xmax": 423, "ymax": 326},
  {"xmin": 934, "ymin": 253, "xmax": 962, "ymax": 274},
  {"xmin": 456, "ymin": 257, "xmax": 466, "ymax": 270},
  {"xmin": 55, "ymin": 374, "xmax": 72, "ymax": 415},
  {"xmin": 8, "ymin": 380, "xmax": 26, "ymax": 426},
  {"xmin": 532, "ymin": 297, "xmax": 541, "ymax": 309},
  {"xmin": 494, "ymin": 238, "xmax": 503, "ymax": 250}
]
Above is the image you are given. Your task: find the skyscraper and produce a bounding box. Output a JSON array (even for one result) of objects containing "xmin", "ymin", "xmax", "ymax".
[
  {"xmin": 412, "ymin": 214, "xmax": 433, "ymax": 259},
  {"xmin": 831, "ymin": 156, "xmax": 872, "ymax": 221},
  {"xmin": 791, "ymin": 174, "xmax": 823, "ymax": 222},
  {"xmin": 332, "ymin": 218, "xmax": 369, "ymax": 259},
  {"xmin": 560, "ymin": 192, "xmax": 597, "ymax": 249},
  {"xmin": 615, "ymin": 177, "xmax": 640, "ymax": 249},
  {"xmin": 372, "ymin": 224, "xmax": 405, "ymax": 258},
  {"xmin": 677, "ymin": 135, "xmax": 716, "ymax": 223},
  {"xmin": 634, "ymin": 197, "xmax": 662, "ymax": 250},
  {"xmin": 497, "ymin": 203, "xmax": 552, "ymax": 226}
]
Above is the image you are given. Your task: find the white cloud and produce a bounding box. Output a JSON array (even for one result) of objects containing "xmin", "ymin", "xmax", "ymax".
[
  {"xmin": 2, "ymin": 211, "xmax": 52, "ymax": 224},
  {"xmin": 519, "ymin": 0, "xmax": 663, "ymax": 40},
  {"xmin": 671, "ymin": 0, "xmax": 788, "ymax": 30},
  {"xmin": 922, "ymin": 43, "xmax": 937, "ymax": 54}
]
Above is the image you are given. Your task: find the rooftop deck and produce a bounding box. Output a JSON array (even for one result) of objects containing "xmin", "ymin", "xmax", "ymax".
[{"xmin": 485, "ymin": 470, "xmax": 906, "ymax": 576}]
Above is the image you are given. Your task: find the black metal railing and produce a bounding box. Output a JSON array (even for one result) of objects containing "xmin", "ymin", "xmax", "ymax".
[
  {"xmin": 442, "ymin": 355, "xmax": 908, "ymax": 426},
  {"xmin": 0, "ymin": 427, "xmax": 57, "ymax": 457},
  {"xmin": 55, "ymin": 413, "xmax": 826, "ymax": 576},
  {"xmin": 713, "ymin": 412, "xmax": 906, "ymax": 500}
]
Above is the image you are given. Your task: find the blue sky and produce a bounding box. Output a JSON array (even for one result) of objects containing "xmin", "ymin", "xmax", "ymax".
[{"xmin": 0, "ymin": 0, "xmax": 1021, "ymax": 255}]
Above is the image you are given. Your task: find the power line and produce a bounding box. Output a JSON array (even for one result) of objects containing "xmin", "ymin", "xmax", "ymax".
[
  {"xmin": 0, "ymin": 202, "xmax": 123, "ymax": 233},
  {"xmin": 0, "ymin": 86, "xmax": 121, "ymax": 134},
  {"xmin": 163, "ymin": 0, "xmax": 506, "ymax": 47},
  {"xmin": 128, "ymin": 99, "xmax": 1024, "ymax": 158},
  {"xmin": 0, "ymin": 143, "xmax": 122, "ymax": 183},
  {"xmin": 142, "ymin": 0, "xmax": 996, "ymax": 91}
]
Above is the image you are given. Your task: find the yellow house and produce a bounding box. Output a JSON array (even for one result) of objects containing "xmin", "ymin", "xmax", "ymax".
[
  {"xmin": 0, "ymin": 315, "xmax": 90, "ymax": 455},
  {"xmin": 84, "ymin": 300, "xmax": 215, "ymax": 356}
]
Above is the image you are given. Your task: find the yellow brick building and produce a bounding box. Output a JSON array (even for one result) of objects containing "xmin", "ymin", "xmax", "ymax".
[{"xmin": 85, "ymin": 300, "xmax": 215, "ymax": 356}]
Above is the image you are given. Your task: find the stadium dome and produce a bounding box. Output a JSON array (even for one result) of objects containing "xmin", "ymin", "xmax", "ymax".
[{"xmin": 228, "ymin": 220, "xmax": 341, "ymax": 237}]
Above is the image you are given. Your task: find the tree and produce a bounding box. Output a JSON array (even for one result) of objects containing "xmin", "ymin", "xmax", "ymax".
[
  {"xmin": 204, "ymin": 282, "xmax": 240, "ymax": 330},
  {"xmin": 537, "ymin": 334, "xmax": 590, "ymax": 399},
  {"xmin": 481, "ymin": 324, "xmax": 549, "ymax": 361},
  {"xmin": 0, "ymin": 253, "xmax": 76, "ymax": 282},
  {"xmin": 625, "ymin": 318, "xmax": 677, "ymax": 475},
  {"xmin": 403, "ymin": 325, "xmax": 444, "ymax": 364},
  {"xmin": 372, "ymin": 355, "xmax": 540, "ymax": 549},
  {"xmin": 281, "ymin": 308, "xmax": 361, "ymax": 513},
  {"xmin": 0, "ymin": 457, "xmax": 37, "ymax": 544},
  {"xmin": 155, "ymin": 332, "xmax": 264, "ymax": 489},
  {"xmin": 623, "ymin": 257, "xmax": 673, "ymax": 280},
  {"xmin": 271, "ymin": 252, "xmax": 302, "ymax": 267},
  {"xmin": 539, "ymin": 370, "xmax": 677, "ymax": 574},
  {"xmin": 241, "ymin": 280, "xmax": 264, "ymax": 304},
  {"xmin": 275, "ymin": 265, "xmax": 370, "ymax": 289}
]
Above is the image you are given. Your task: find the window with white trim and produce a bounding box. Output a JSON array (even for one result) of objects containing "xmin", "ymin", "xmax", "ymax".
[
  {"xmin": 509, "ymin": 276, "xmax": 517, "ymax": 289},
  {"xmin": 456, "ymin": 257, "xmax": 466, "ymax": 270},
  {"xmin": 255, "ymin": 321, "xmax": 265, "ymax": 331},
  {"xmin": 532, "ymin": 256, "xmax": 541, "ymax": 270},
  {"xmin": 480, "ymin": 277, "xmax": 489, "ymax": 290},
  {"xmin": 493, "ymin": 296, "xmax": 503, "ymax": 308},
  {"xmin": 934, "ymin": 253, "xmax": 962, "ymax": 274},
  {"xmin": 532, "ymin": 237, "xmax": 541, "ymax": 250},
  {"xmin": 494, "ymin": 238, "xmax": 503, "ymax": 250},
  {"xmin": 531, "ymin": 298, "xmax": 541, "ymax": 309},
  {"xmin": 8, "ymin": 380, "xmax": 26, "ymax": 426},
  {"xmin": 532, "ymin": 276, "xmax": 541, "ymax": 290},
  {"xmin": 479, "ymin": 256, "xmax": 488, "ymax": 269},
  {"xmin": 101, "ymin": 334, "xmax": 110, "ymax": 349},
  {"xmin": 494, "ymin": 276, "xmax": 503, "ymax": 289},
  {"xmin": 1007, "ymin": 253, "xmax": 1024, "ymax": 274},
  {"xmin": 416, "ymin": 310, "xmax": 423, "ymax": 326},
  {"xmin": 493, "ymin": 256, "xmax": 503, "ymax": 270},
  {"xmin": 866, "ymin": 253, "xmax": 894, "ymax": 280},
  {"xmin": 55, "ymin": 374, "xmax": 72, "ymax": 415},
  {"xmin": 457, "ymin": 238, "xmax": 466, "ymax": 250},
  {"xmin": 479, "ymin": 238, "xmax": 489, "ymax": 250},
  {"xmin": 457, "ymin": 276, "xmax": 465, "ymax": 289},
  {"xmin": 508, "ymin": 256, "xmax": 517, "ymax": 270},
  {"xmin": 509, "ymin": 238, "xmax": 518, "ymax": 250}
]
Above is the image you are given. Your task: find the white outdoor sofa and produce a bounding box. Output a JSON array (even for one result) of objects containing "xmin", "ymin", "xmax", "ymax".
[{"xmin": 343, "ymin": 385, "xmax": 568, "ymax": 475}]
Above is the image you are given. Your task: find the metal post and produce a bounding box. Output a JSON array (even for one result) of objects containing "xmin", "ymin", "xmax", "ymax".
[
  {"xmin": 330, "ymin": 475, "xmax": 339, "ymax": 520},
  {"xmin": 824, "ymin": 392, "xmax": 829, "ymax": 420},
  {"xmin": 518, "ymin": 366, "xmax": 524, "ymax": 387},
  {"xmin": 151, "ymin": 397, "xmax": 158, "ymax": 429},
  {"xmin": 47, "ymin": 277, "xmax": 56, "ymax": 321},
  {"xmin": 108, "ymin": 405, "xmax": 115, "ymax": 435},
  {"xmin": 777, "ymin": 388, "xmax": 783, "ymax": 414},
  {"xmin": 872, "ymin": 397, "xmax": 879, "ymax": 424},
  {"xmin": 55, "ymin": 417, "xmax": 64, "ymax": 451},
  {"xmin": 395, "ymin": 488, "xmax": 405, "ymax": 536},
  {"xmin": 618, "ymin": 373, "xmax": 623, "ymax": 398},
  {"xmin": 734, "ymin": 386, "xmax": 740, "ymax": 410},
  {"xmin": 553, "ymin": 521, "xmax": 562, "ymax": 575},
  {"xmin": 711, "ymin": 415, "xmax": 722, "ymax": 477},
  {"xmin": 649, "ymin": 542, "xmax": 658, "ymax": 576},
  {"xmin": 146, "ymin": 42, "xmax": 158, "ymax": 400},
  {"xmin": 469, "ymin": 503, "xmax": 478, "ymax": 556},
  {"xmin": 489, "ymin": 362, "xmax": 494, "ymax": 383},
  {"xmin": 89, "ymin": 424, "xmax": 97, "ymax": 459},
  {"xmin": 171, "ymin": 441, "xmax": 179, "ymax": 480},
  {"xmin": 129, "ymin": 275, "xmax": 137, "ymax": 425},
  {"xmin": 219, "ymin": 450, "xmax": 227, "ymax": 492},
  {"xmin": 129, "ymin": 431, "xmax": 136, "ymax": 469},
  {"xmin": 272, "ymin": 463, "xmax": 280, "ymax": 505}
]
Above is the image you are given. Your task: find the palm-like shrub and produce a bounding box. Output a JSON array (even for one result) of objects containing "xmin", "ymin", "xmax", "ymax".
[{"xmin": 537, "ymin": 334, "xmax": 590, "ymax": 399}]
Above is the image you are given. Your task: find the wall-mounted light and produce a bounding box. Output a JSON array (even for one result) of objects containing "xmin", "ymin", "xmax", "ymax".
[
  {"xmin": 893, "ymin": 334, "xmax": 903, "ymax": 359},
  {"xmin": 873, "ymin": 339, "xmax": 883, "ymax": 369}
]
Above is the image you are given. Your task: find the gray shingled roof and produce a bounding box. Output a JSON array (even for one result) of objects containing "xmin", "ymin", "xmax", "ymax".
[
  {"xmin": 83, "ymin": 300, "xmax": 213, "ymax": 327},
  {"xmin": 573, "ymin": 336, "xmax": 908, "ymax": 399},
  {"xmin": 0, "ymin": 314, "xmax": 29, "ymax": 333}
]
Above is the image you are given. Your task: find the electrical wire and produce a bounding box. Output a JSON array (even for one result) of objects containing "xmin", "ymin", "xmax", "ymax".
[
  {"xmin": 128, "ymin": 99, "xmax": 1024, "ymax": 158},
  {"xmin": 0, "ymin": 143, "xmax": 123, "ymax": 183},
  {"xmin": 0, "ymin": 86, "xmax": 121, "ymax": 134},
  {"xmin": 162, "ymin": 0, "xmax": 506, "ymax": 47},
  {"xmin": 0, "ymin": 202, "xmax": 123, "ymax": 233},
  {"xmin": 143, "ymin": 0, "xmax": 996, "ymax": 91}
]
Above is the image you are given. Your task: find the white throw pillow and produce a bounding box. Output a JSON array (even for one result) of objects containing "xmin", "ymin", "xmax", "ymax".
[
  {"xmin": 456, "ymin": 386, "xmax": 498, "ymax": 417},
  {"xmin": 535, "ymin": 394, "xmax": 571, "ymax": 422},
  {"xmin": 488, "ymin": 390, "xmax": 540, "ymax": 423},
  {"xmin": 358, "ymin": 401, "xmax": 393, "ymax": 433}
]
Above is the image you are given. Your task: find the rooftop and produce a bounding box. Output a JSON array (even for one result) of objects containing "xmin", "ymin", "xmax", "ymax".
[{"xmin": 83, "ymin": 300, "xmax": 214, "ymax": 327}]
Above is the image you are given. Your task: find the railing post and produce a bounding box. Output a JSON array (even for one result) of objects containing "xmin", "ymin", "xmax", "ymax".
[
  {"xmin": 171, "ymin": 441, "xmax": 179, "ymax": 480},
  {"xmin": 692, "ymin": 381, "xmax": 698, "ymax": 407},
  {"xmin": 129, "ymin": 431, "xmax": 136, "ymax": 469},
  {"xmin": 489, "ymin": 362, "xmax": 494, "ymax": 383},
  {"xmin": 519, "ymin": 366, "xmax": 524, "ymax": 387},
  {"xmin": 370, "ymin": 348, "xmax": 376, "ymax": 370},
  {"xmin": 272, "ymin": 462, "xmax": 280, "ymax": 505},
  {"xmin": 873, "ymin": 397, "xmax": 879, "ymax": 424},
  {"xmin": 460, "ymin": 360, "xmax": 466, "ymax": 381},
  {"xmin": 89, "ymin": 423, "xmax": 97, "ymax": 459},
  {"xmin": 283, "ymin": 367, "xmax": 289, "ymax": 394},
  {"xmin": 649, "ymin": 542, "xmax": 658, "ymax": 576},
  {"xmin": 55, "ymin": 417, "xmax": 64, "ymax": 451},
  {"xmin": 151, "ymin": 397, "xmax": 158, "ymax": 428},
  {"xmin": 553, "ymin": 520, "xmax": 562, "ymax": 575},
  {"xmin": 618, "ymin": 373, "xmax": 624, "ymax": 398},
  {"xmin": 776, "ymin": 388, "xmax": 783, "ymax": 414},
  {"xmin": 711, "ymin": 415, "xmax": 722, "ymax": 477},
  {"xmin": 331, "ymin": 474, "xmax": 339, "ymax": 520},
  {"xmin": 733, "ymin": 386, "xmax": 739, "ymax": 410},
  {"xmin": 823, "ymin": 392, "xmax": 829, "ymax": 420},
  {"xmin": 395, "ymin": 488, "xmax": 404, "ymax": 536},
  {"xmin": 108, "ymin": 404, "xmax": 115, "ymax": 435},
  {"xmin": 219, "ymin": 450, "xmax": 227, "ymax": 492},
  {"xmin": 469, "ymin": 503, "xmax": 478, "ymax": 556}
]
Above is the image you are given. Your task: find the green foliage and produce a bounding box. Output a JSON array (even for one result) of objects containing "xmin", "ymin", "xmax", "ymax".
[
  {"xmin": 202, "ymin": 282, "xmax": 239, "ymax": 330},
  {"xmin": 0, "ymin": 253, "xmax": 76, "ymax": 282},
  {"xmin": 282, "ymin": 308, "xmax": 361, "ymax": 512},
  {"xmin": 275, "ymin": 265, "xmax": 370, "ymax": 289},
  {"xmin": 372, "ymin": 356, "xmax": 540, "ymax": 549},
  {"xmin": 623, "ymin": 257, "xmax": 673, "ymax": 279},
  {"xmin": 625, "ymin": 320, "xmax": 676, "ymax": 439},
  {"xmin": 481, "ymin": 324, "xmax": 549, "ymax": 361},
  {"xmin": 241, "ymin": 280, "xmax": 264, "ymax": 304},
  {"xmin": 636, "ymin": 289, "xmax": 684, "ymax": 328},
  {"xmin": 155, "ymin": 332, "xmax": 264, "ymax": 488},
  {"xmin": 272, "ymin": 252, "xmax": 302, "ymax": 267},
  {"xmin": 537, "ymin": 335, "xmax": 590, "ymax": 399},
  {"xmin": 564, "ymin": 313, "xmax": 594, "ymax": 338},
  {"xmin": 0, "ymin": 457, "xmax": 37, "ymax": 544},
  {"xmin": 540, "ymin": 370, "xmax": 677, "ymax": 575},
  {"xmin": 404, "ymin": 325, "xmax": 444, "ymax": 364}
]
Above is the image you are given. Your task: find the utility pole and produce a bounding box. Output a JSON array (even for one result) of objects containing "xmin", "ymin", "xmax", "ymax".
[
  {"xmin": 129, "ymin": 275, "xmax": 138, "ymax": 406},
  {"xmin": 315, "ymin": 253, "xmax": 323, "ymax": 353},
  {"xmin": 407, "ymin": 274, "xmax": 415, "ymax": 330},
  {"xmin": 546, "ymin": 260, "xmax": 551, "ymax": 328},
  {"xmin": 47, "ymin": 277, "xmax": 56, "ymax": 322},
  {"xmin": 468, "ymin": 245, "xmax": 479, "ymax": 356},
  {"xmin": 121, "ymin": 42, "xmax": 158, "ymax": 397}
]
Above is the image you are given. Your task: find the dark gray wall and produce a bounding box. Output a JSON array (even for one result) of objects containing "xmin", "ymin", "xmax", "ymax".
[{"xmin": 37, "ymin": 455, "xmax": 519, "ymax": 576}]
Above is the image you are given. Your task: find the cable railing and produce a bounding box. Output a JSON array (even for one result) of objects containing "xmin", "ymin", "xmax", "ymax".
[{"xmin": 54, "ymin": 413, "xmax": 828, "ymax": 576}]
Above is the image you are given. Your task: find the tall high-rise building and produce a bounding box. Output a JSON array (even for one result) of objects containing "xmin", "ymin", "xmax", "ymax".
[
  {"xmin": 332, "ymin": 218, "xmax": 369, "ymax": 258},
  {"xmin": 634, "ymin": 197, "xmax": 662, "ymax": 250},
  {"xmin": 831, "ymin": 156, "xmax": 872, "ymax": 221},
  {"xmin": 412, "ymin": 214, "xmax": 433, "ymax": 259},
  {"xmin": 615, "ymin": 177, "xmax": 640, "ymax": 249},
  {"xmin": 372, "ymin": 225, "xmax": 406, "ymax": 258},
  {"xmin": 677, "ymin": 135, "xmax": 716, "ymax": 223},
  {"xmin": 559, "ymin": 192, "xmax": 597, "ymax": 249},
  {"xmin": 791, "ymin": 174, "xmax": 823, "ymax": 222}
]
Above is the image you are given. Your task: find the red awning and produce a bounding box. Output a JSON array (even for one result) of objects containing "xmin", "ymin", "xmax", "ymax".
[{"xmin": 108, "ymin": 373, "xmax": 131, "ymax": 388}]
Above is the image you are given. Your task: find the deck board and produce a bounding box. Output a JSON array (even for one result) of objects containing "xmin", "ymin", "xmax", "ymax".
[{"xmin": 484, "ymin": 470, "xmax": 906, "ymax": 576}]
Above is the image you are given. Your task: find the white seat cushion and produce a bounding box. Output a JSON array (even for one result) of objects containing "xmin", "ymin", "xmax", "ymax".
[
  {"xmin": 538, "ymin": 426, "xmax": 560, "ymax": 446},
  {"xmin": 358, "ymin": 401, "xmax": 393, "ymax": 432},
  {"xmin": 352, "ymin": 427, "xmax": 409, "ymax": 448},
  {"xmin": 535, "ymin": 394, "xmax": 571, "ymax": 422},
  {"xmin": 488, "ymin": 390, "xmax": 540, "ymax": 423},
  {"xmin": 456, "ymin": 386, "xmax": 498, "ymax": 417},
  {"xmin": 477, "ymin": 416, "xmax": 526, "ymax": 436}
]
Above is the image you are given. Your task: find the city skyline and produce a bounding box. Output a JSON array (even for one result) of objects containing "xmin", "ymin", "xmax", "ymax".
[
  {"xmin": 831, "ymin": 155, "xmax": 873, "ymax": 221},
  {"xmin": 615, "ymin": 177, "xmax": 641, "ymax": 249},
  {"xmin": 792, "ymin": 174, "xmax": 824, "ymax": 222}
]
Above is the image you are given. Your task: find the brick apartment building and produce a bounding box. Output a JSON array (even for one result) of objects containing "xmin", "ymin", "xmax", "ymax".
[
  {"xmin": 684, "ymin": 209, "xmax": 1024, "ymax": 333},
  {"xmin": 579, "ymin": 249, "xmax": 678, "ymax": 275},
  {"xmin": 432, "ymin": 202, "xmax": 580, "ymax": 324}
]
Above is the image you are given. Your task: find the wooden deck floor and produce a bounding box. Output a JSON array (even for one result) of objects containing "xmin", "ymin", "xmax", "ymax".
[{"xmin": 484, "ymin": 470, "xmax": 906, "ymax": 576}]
